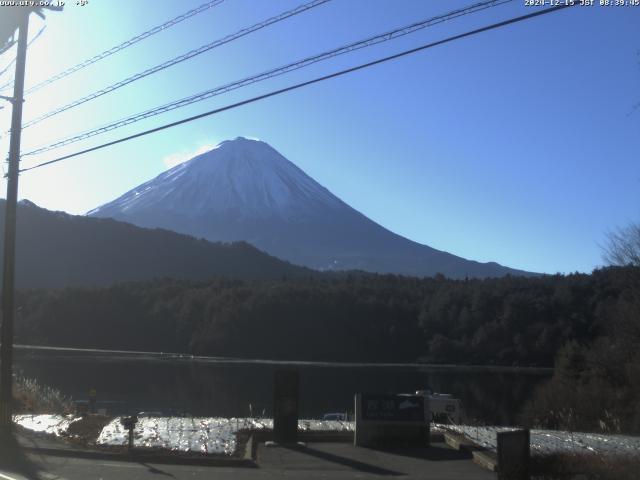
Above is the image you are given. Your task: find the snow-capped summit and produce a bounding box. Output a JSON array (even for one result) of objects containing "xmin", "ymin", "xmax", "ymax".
[
  {"xmin": 89, "ymin": 137, "xmax": 531, "ymax": 278},
  {"xmin": 89, "ymin": 137, "xmax": 343, "ymax": 220}
]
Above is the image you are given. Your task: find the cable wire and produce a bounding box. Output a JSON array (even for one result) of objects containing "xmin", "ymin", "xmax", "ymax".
[
  {"xmin": 0, "ymin": 56, "xmax": 17, "ymax": 85},
  {"xmin": 0, "ymin": 39, "xmax": 15, "ymax": 58},
  {"xmin": 19, "ymin": 3, "xmax": 577, "ymax": 173},
  {"xmin": 0, "ymin": 58, "xmax": 17, "ymax": 86},
  {"xmin": 0, "ymin": 0, "xmax": 226, "ymax": 95},
  {"xmin": 0, "ymin": 25, "xmax": 47, "ymax": 88},
  {"xmin": 18, "ymin": 0, "xmax": 330, "ymax": 131},
  {"xmin": 21, "ymin": 0, "xmax": 513, "ymax": 157}
]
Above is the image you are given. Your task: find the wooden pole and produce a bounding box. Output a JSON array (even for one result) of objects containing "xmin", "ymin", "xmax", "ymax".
[{"xmin": 0, "ymin": 11, "xmax": 29, "ymax": 428}]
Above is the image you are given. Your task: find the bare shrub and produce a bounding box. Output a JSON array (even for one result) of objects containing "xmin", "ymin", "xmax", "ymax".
[{"xmin": 13, "ymin": 373, "xmax": 73, "ymax": 414}]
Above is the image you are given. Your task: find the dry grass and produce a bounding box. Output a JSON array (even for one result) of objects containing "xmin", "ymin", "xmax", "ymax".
[
  {"xmin": 532, "ymin": 452, "xmax": 640, "ymax": 480},
  {"xmin": 13, "ymin": 374, "xmax": 73, "ymax": 414}
]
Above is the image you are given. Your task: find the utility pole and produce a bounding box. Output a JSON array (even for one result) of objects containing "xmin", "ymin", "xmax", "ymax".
[{"xmin": 0, "ymin": 10, "xmax": 30, "ymax": 428}]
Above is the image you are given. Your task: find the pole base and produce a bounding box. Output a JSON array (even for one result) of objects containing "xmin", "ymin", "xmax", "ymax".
[{"xmin": 0, "ymin": 401, "xmax": 12, "ymax": 427}]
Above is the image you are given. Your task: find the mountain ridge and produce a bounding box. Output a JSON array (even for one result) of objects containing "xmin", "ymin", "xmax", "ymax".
[
  {"xmin": 89, "ymin": 137, "xmax": 535, "ymax": 279},
  {"xmin": 0, "ymin": 199, "xmax": 311, "ymax": 289}
]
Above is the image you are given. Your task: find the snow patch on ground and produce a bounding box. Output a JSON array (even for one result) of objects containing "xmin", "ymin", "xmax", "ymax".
[
  {"xmin": 14, "ymin": 414, "xmax": 79, "ymax": 436},
  {"xmin": 97, "ymin": 417, "xmax": 354, "ymax": 455},
  {"xmin": 98, "ymin": 417, "xmax": 238, "ymax": 455},
  {"xmin": 18, "ymin": 414, "xmax": 639, "ymax": 459},
  {"xmin": 445, "ymin": 425, "xmax": 640, "ymax": 456}
]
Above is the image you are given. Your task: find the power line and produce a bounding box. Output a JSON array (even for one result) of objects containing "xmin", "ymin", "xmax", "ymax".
[
  {"xmin": 0, "ymin": 59, "xmax": 17, "ymax": 85},
  {"xmin": 0, "ymin": 25, "xmax": 47, "ymax": 87},
  {"xmin": 20, "ymin": 3, "xmax": 577, "ymax": 174},
  {"xmin": 21, "ymin": 0, "xmax": 513, "ymax": 157},
  {"xmin": 0, "ymin": 0, "xmax": 226, "ymax": 95},
  {"xmin": 0, "ymin": 40, "xmax": 15, "ymax": 58},
  {"xmin": 18, "ymin": 0, "xmax": 330, "ymax": 131}
]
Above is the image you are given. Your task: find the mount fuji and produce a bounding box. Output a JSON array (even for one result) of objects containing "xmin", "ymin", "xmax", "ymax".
[{"xmin": 88, "ymin": 137, "xmax": 531, "ymax": 278}]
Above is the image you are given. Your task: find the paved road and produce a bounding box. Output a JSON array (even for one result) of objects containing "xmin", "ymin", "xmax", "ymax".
[
  {"xmin": 0, "ymin": 455, "xmax": 263, "ymax": 480},
  {"xmin": 257, "ymin": 442, "xmax": 496, "ymax": 479},
  {"xmin": 0, "ymin": 443, "xmax": 495, "ymax": 480},
  {"xmin": 0, "ymin": 429, "xmax": 495, "ymax": 480}
]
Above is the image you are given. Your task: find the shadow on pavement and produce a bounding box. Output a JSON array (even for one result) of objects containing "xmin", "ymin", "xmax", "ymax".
[
  {"xmin": 0, "ymin": 429, "xmax": 46, "ymax": 480},
  {"xmin": 372, "ymin": 443, "xmax": 474, "ymax": 461},
  {"xmin": 283, "ymin": 443, "xmax": 403, "ymax": 476},
  {"xmin": 137, "ymin": 461, "xmax": 176, "ymax": 477}
]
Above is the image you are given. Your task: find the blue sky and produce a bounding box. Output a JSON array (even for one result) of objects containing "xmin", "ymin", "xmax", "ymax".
[{"xmin": 0, "ymin": 0, "xmax": 638, "ymax": 275}]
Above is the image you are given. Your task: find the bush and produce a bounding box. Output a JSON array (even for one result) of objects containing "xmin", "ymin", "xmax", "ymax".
[
  {"xmin": 13, "ymin": 373, "xmax": 73, "ymax": 414},
  {"xmin": 532, "ymin": 452, "xmax": 640, "ymax": 480},
  {"xmin": 522, "ymin": 285, "xmax": 640, "ymax": 434}
]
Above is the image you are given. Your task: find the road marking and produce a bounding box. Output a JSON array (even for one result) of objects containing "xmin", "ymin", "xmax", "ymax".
[
  {"xmin": 39, "ymin": 473, "xmax": 70, "ymax": 480},
  {"xmin": 0, "ymin": 472, "xmax": 24, "ymax": 480},
  {"xmin": 94, "ymin": 463, "xmax": 144, "ymax": 468},
  {"xmin": 0, "ymin": 470, "xmax": 69, "ymax": 480}
]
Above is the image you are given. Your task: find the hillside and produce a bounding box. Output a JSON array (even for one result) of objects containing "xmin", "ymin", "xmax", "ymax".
[{"xmin": 0, "ymin": 200, "xmax": 310, "ymax": 289}]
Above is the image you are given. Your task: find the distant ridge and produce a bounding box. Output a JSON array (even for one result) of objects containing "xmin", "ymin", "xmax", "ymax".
[
  {"xmin": 0, "ymin": 199, "xmax": 310, "ymax": 289},
  {"xmin": 90, "ymin": 137, "xmax": 534, "ymax": 278}
]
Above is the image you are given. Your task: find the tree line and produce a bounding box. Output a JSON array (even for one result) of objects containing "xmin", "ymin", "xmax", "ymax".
[
  {"xmin": 522, "ymin": 266, "xmax": 640, "ymax": 433},
  {"xmin": 14, "ymin": 266, "xmax": 638, "ymax": 367}
]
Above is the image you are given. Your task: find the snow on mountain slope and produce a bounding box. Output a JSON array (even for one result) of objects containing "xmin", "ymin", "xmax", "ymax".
[
  {"xmin": 90, "ymin": 138, "xmax": 344, "ymax": 220},
  {"xmin": 89, "ymin": 137, "xmax": 533, "ymax": 278}
]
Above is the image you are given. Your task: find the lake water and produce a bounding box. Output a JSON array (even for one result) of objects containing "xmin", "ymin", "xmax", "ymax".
[{"xmin": 14, "ymin": 346, "xmax": 552, "ymax": 425}]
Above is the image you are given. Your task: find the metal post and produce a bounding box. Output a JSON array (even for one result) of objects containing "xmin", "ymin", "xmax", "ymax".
[
  {"xmin": 273, "ymin": 370, "xmax": 299, "ymax": 444},
  {"xmin": 0, "ymin": 11, "xmax": 30, "ymax": 428},
  {"xmin": 128, "ymin": 427, "xmax": 135, "ymax": 452}
]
